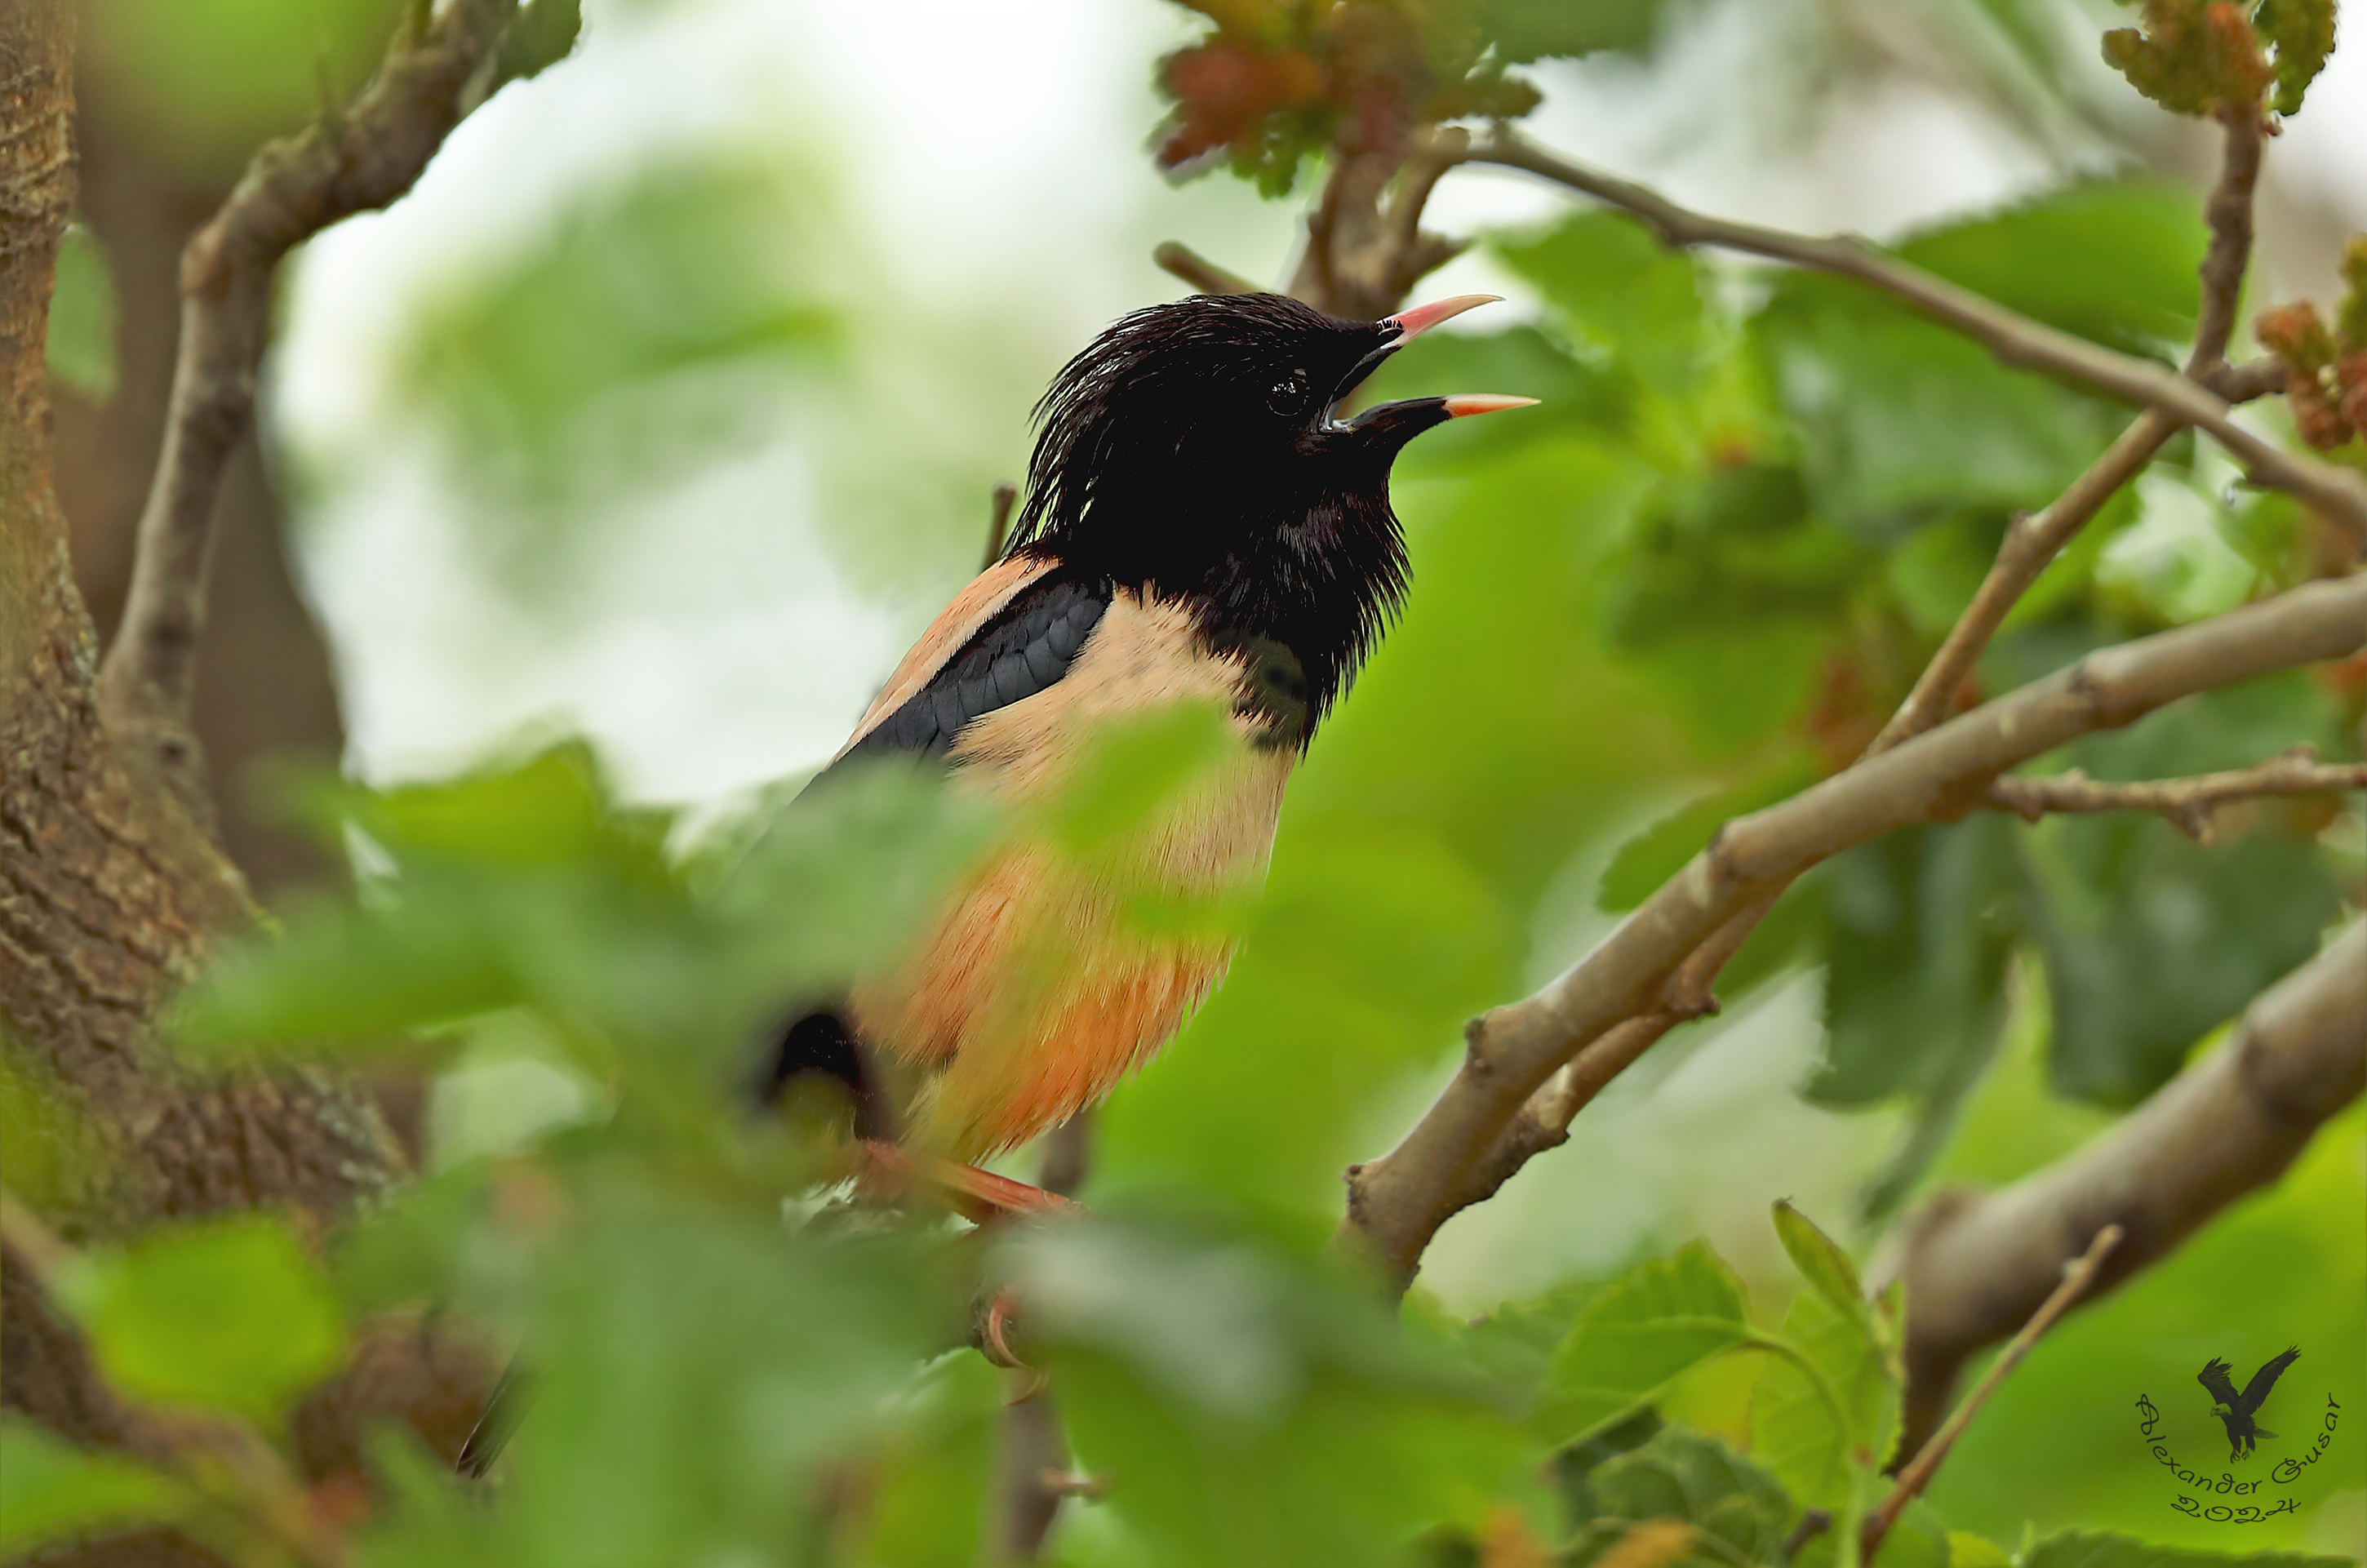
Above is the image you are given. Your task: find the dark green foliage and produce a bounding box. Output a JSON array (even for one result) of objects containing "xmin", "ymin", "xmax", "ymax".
[{"xmin": 1563, "ymin": 1430, "xmax": 1795, "ymax": 1568}]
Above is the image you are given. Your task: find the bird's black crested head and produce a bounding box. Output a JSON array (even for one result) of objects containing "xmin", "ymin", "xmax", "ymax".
[
  {"xmin": 1008, "ymin": 293, "xmax": 1400, "ymax": 558},
  {"xmin": 1003, "ymin": 291, "xmax": 1524, "ymax": 732}
]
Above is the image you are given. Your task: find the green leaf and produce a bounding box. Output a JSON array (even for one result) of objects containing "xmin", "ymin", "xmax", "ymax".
[
  {"xmin": 1041, "ymin": 698, "xmax": 1239, "ymax": 856},
  {"xmin": 1535, "ymin": 1242, "xmax": 1753, "ymax": 1447},
  {"xmin": 1951, "ymin": 1531, "xmax": 2014, "ymax": 1568},
  {"xmin": 1565, "ymin": 1428, "xmax": 1795, "ymax": 1568},
  {"xmin": 1602, "ymin": 751, "xmax": 1823, "ymax": 913},
  {"xmin": 83, "ymin": 0, "xmax": 402, "ymax": 180},
  {"xmin": 1019, "ymin": 1220, "xmax": 1531, "ymax": 1568},
  {"xmin": 1773, "ymin": 1200, "xmax": 1864, "ymax": 1313},
  {"xmin": 0, "ymin": 1419, "xmax": 184, "ymax": 1557},
  {"xmin": 1756, "ymin": 274, "xmax": 2122, "ymax": 544},
  {"xmin": 1747, "ymin": 1286, "xmax": 1901, "ymax": 1511},
  {"xmin": 1499, "ymin": 211, "xmax": 1714, "ymax": 399},
  {"xmin": 2018, "ymin": 673, "xmax": 2346, "ymax": 1107},
  {"xmin": 45, "ymin": 224, "xmax": 116, "ymax": 403},
  {"xmin": 1895, "ymin": 182, "xmax": 2205, "ymax": 357},
  {"xmin": 2020, "ymin": 1531, "xmax": 2358, "ymax": 1568},
  {"xmin": 1810, "ymin": 818, "xmax": 2022, "ymax": 1215},
  {"xmin": 59, "ymin": 1216, "xmax": 345, "ymax": 1416},
  {"xmin": 1480, "ymin": 0, "xmax": 1671, "ymax": 64},
  {"xmin": 1456, "ymin": 1280, "xmax": 1608, "ymax": 1397}
]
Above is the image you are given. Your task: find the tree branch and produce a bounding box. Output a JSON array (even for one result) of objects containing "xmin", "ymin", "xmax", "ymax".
[
  {"xmin": 1889, "ymin": 922, "xmax": 2366, "ymax": 1457},
  {"xmin": 96, "ymin": 0, "xmax": 527, "ymax": 815},
  {"xmin": 1339, "ymin": 575, "xmax": 2367, "ymax": 1286},
  {"xmin": 1986, "ymin": 744, "xmax": 2367, "ymax": 842},
  {"xmin": 1373, "ymin": 108, "xmax": 2310, "ymax": 1248},
  {"xmin": 1153, "ymin": 241, "xmax": 1259, "ymax": 296},
  {"xmin": 1459, "ymin": 129, "xmax": 2367, "ymax": 544},
  {"xmin": 1863, "ymin": 1224, "xmax": 2121, "ymax": 1560}
]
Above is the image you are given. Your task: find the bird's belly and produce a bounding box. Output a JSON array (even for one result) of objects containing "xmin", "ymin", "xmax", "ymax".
[{"xmin": 846, "ymin": 593, "xmax": 1295, "ymax": 1162}]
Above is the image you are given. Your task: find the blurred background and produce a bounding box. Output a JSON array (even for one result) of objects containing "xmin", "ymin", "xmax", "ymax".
[{"xmin": 47, "ymin": 0, "xmax": 2365, "ymax": 1556}]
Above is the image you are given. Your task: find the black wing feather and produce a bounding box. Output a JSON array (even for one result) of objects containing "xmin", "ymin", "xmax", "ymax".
[
  {"xmin": 2238, "ymin": 1348, "xmax": 2298, "ymax": 1414},
  {"xmin": 827, "ymin": 572, "xmax": 1112, "ymax": 771},
  {"xmin": 2198, "ymin": 1358, "xmax": 2243, "ymax": 1407}
]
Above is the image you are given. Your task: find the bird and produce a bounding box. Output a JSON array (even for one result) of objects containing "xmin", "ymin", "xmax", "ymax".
[
  {"xmin": 766, "ymin": 289, "xmax": 1534, "ymax": 1217},
  {"xmin": 2198, "ymin": 1347, "xmax": 2298, "ymax": 1461}
]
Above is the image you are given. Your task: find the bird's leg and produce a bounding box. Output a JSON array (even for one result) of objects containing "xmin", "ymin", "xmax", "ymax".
[{"xmin": 855, "ymin": 1139, "xmax": 1088, "ymax": 1224}]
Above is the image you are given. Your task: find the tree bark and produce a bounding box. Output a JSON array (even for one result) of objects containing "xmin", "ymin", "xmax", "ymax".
[{"xmin": 1, "ymin": 0, "xmax": 406, "ymax": 1491}]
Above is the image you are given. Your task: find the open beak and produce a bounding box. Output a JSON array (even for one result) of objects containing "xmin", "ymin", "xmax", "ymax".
[{"xmin": 1331, "ymin": 295, "xmax": 1538, "ymax": 433}]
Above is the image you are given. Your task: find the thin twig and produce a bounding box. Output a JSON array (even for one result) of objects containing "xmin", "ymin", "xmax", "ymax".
[
  {"xmin": 984, "ymin": 481, "xmax": 1019, "ymax": 569},
  {"xmin": 1461, "ymin": 129, "xmax": 2367, "ymax": 544},
  {"xmin": 1862, "ymin": 1225, "xmax": 2122, "ymax": 1560},
  {"xmin": 1987, "ymin": 745, "xmax": 2367, "ymax": 842},
  {"xmin": 2187, "ymin": 105, "xmax": 2263, "ymax": 377},
  {"xmin": 96, "ymin": 0, "xmax": 522, "ymax": 815},
  {"xmin": 1152, "ymin": 241, "xmax": 1260, "ymax": 296}
]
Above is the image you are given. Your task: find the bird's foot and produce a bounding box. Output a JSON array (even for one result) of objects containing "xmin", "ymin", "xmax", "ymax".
[{"xmin": 855, "ymin": 1139, "xmax": 1088, "ymax": 1225}]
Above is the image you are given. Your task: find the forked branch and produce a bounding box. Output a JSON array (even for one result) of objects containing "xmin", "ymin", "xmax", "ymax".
[
  {"xmin": 97, "ymin": 0, "xmax": 539, "ymax": 815},
  {"xmin": 1341, "ymin": 574, "xmax": 2367, "ymax": 1286}
]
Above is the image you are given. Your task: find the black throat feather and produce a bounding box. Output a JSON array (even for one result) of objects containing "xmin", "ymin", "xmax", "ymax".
[{"xmin": 1002, "ymin": 295, "xmax": 1412, "ymax": 739}]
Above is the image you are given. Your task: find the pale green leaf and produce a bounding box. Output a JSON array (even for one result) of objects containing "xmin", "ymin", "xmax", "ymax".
[{"xmin": 1536, "ymin": 1242, "xmax": 1752, "ymax": 1446}]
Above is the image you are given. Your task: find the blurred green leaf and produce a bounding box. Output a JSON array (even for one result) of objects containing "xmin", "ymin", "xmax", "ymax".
[
  {"xmin": 2014, "ymin": 673, "xmax": 2345, "ymax": 1104},
  {"xmin": 2027, "ymin": 815, "xmax": 2339, "ymax": 1105},
  {"xmin": 2020, "ymin": 1532, "xmax": 2356, "ymax": 1568},
  {"xmin": 1757, "ymin": 274, "xmax": 2122, "ymax": 544},
  {"xmin": 1499, "ymin": 211, "xmax": 1715, "ymax": 404},
  {"xmin": 367, "ymin": 1185, "xmax": 952, "ymax": 1568},
  {"xmin": 403, "ymin": 162, "xmax": 841, "ymax": 553},
  {"xmin": 1454, "ymin": 1280, "xmax": 1608, "ymax": 1397},
  {"xmin": 1895, "ymin": 182, "xmax": 2204, "ymax": 356},
  {"xmin": 1535, "ymin": 1242, "xmax": 1753, "ymax": 1447},
  {"xmin": 180, "ymin": 746, "xmax": 997, "ymax": 1073},
  {"xmin": 1022, "ymin": 1219, "xmax": 1530, "ymax": 1568},
  {"xmin": 45, "ymin": 224, "xmax": 116, "ymax": 403},
  {"xmin": 83, "ymin": 0, "xmax": 402, "ymax": 180},
  {"xmin": 0, "ymin": 1419, "xmax": 184, "ymax": 1558},
  {"xmin": 58, "ymin": 1216, "xmax": 345, "ymax": 1417},
  {"xmin": 1480, "ymin": 0, "xmax": 1671, "ymax": 64},
  {"xmin": 1565, "ymin": 1428, "xmax": 1796, "ymax": 1568},
  {"xmin": 1043, "ymin": 699, "xmax": 1239, "ymax": 856},
  {"xmin": 1810, "ymin": 818, "xmax": 2022, "ymax": 1215},
  {"xmin": 1602, "ymin": 753, "xmax": 1823, "ymax": 913}
]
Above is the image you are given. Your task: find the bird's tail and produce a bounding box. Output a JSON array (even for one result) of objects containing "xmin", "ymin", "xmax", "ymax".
[{"xmin": 2254, "ymin": 1426, "xmax": 2276, "ymax": 1441}]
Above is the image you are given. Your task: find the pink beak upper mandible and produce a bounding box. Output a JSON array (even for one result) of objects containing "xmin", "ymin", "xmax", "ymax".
[{"xmin": 1383, "ymin": 293, "xmax": 1503, "ymax": 340}]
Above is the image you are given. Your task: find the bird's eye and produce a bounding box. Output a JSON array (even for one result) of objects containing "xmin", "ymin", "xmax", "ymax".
[{"xmin": 1268, "ymin": 369, "xmax": 1310, "ymax": 417}]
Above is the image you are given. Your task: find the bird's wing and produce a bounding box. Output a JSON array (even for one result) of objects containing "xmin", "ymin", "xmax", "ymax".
[
  {"xmin": 821, "ymin": 557, "xmax": 1112, "ymax": 774},
  {"xmin": 839, "ymin": 554, "xmax": 1059, "ymax": 753},
  {"xmin": 2198, "ymin": 1358, "xmax": 2243, "ymax": 1406},
  {"xmin": 2238, "ymin": 1347, "xmax": 2299, "ymax": 1414}
]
